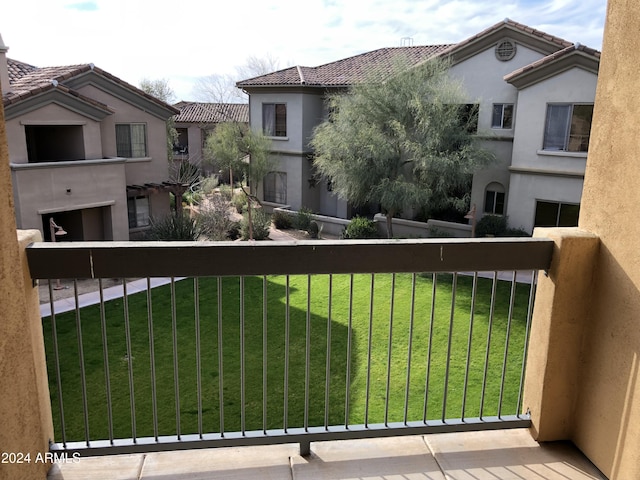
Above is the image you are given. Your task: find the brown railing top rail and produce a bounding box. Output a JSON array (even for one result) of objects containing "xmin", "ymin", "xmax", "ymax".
[{"xmin": 26, "ymin": 238, "xmax": 554, "ymax": 279}]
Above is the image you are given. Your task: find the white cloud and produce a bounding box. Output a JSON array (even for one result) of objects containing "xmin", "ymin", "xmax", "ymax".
[{"xmin": 0, "ymin": 0, "xmax": 606, "ymax": 100}]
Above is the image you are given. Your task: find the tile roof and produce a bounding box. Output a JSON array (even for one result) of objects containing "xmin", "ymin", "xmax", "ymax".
[
  {"xmin": 238, "ymin": 19, "xmax": 598, "ymax": 89},
  {"xmin": 237, "ymin": 45, "xmax": 452, "ymax": 87},
  {"xmin": 3, "ymin": 59, "xmax": 179, "ymax": 115},
  {"xmin": 173, "ymin": 102, "xmax": 249, "ymax": 123}
]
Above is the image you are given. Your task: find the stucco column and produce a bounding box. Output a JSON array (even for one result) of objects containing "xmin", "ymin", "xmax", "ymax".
[
  {"xmin": 523, "ymin": 227, "xmax": 599, "ymax": 442},
  {"xmin": 0, "ymin": 82, "xmax": 53, "ymax": 479}
]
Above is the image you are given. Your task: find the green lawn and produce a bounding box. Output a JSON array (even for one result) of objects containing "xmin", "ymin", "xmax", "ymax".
[{"xmin": 42, "ymin": 273, "xmax": 533, "ymax": 442}]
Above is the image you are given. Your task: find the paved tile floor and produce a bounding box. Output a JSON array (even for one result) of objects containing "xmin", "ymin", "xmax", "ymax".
[{"xmin": 47, "ymin": 429, "xmax": 606, "ymax": 480}]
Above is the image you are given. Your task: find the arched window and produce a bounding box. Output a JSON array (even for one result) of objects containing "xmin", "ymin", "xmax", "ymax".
[{"xmin": 484, "ymin": 182, "xmax": 505, "ymax": 215}]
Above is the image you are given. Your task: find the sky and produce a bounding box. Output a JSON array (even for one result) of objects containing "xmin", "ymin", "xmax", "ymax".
[{"xmin": 1, "ymin": 0, "xmax": 607, "ymax": 102}]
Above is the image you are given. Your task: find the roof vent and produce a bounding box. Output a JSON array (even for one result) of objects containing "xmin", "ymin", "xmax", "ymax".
[{"xmin": 495, "ymin": 39, "xmax": 516, "ymax": 61}]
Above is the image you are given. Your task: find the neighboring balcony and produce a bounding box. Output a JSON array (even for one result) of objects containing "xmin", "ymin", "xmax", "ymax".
[{"xmin": 13, "ymin": 234, "xmax": 606, "ymax": 479}]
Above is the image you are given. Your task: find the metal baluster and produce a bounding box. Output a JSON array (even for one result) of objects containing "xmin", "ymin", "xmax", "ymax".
[
  {"xmin": 194, "ymin": 278, "xmax": 203, "ymax": 437},
  {"xmin": 344, "ymin": 274, "xmax": 354, "ymax": 428},
  {"xmin": 304, "ymin": 275, "xmax": 311, "ymax": 432},
  {"xmin": 517, "ymin": 271, "xmax": 538, "ymax": 417},
  {"xmin": 146, "ymin": 278, "xmax": 158, "ymax": 441},
  {"xmin": 498, "ymin": 271, "xmax": 518, "ymax": 418},
  {"xmin": 122, "ymin": 280, "xmax": 136, "ymax": 442},
  {"xmin": 240, "ymin": 276, "xmax": 246, "ymax": 435},
  {"xmin": 364, "ymin": 274, "xmax": 375, "ymax": 427},
  {"xmin": 217, "ymin": 277, "xmax": 224, "ymax": 436},
  {"xmin": 461, "ymin": 273, "xmax": 479, "ymax": 421},
  {"xmin": 480, "ymin": 272, "xmax": 498, "ymax": 419},
  {"xmin": 404, "ymin": 274, "xmax": 417, "ymax": 425},
  {"xmin": 384, "ymin": 274, "xmax": 396, "ymax": 426},
  {"xmin": 263, "ymin": 276, "xmax": 268, "ymax": 435},
  {"xmin": 324, "ymin": 275, "xmax": 333, "ymax": 430},
  {"xmin": 74, "ymin": 280, "xmax": 91, "ymax": 445},
  {"xmin": 283, "ymin": 276, "xmax": 290, "ymax": 432},
  {"xmin": 442, "ymin": 273, "xmax": 458, "ymax": 421},
  {"xmin": 48, "ymin": 280, "xmax": 67, "ymax": 447},
  {"xmin": 98, "ymin": 279, "xmax": 114, "ymax": 443},
  {"xmin": 423, "ymin": 273, "xmax": 437, "ymax": 422},
  {"xmin": 171, "ymin": 277, "xmax": 180, "ymax": 439}
]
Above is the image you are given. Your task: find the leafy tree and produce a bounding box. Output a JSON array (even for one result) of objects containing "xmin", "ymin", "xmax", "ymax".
[
  {"xmin": 204, "ymin": 122, "xmax": 273, "ymax": 239},
  {"xmin": 310, "ymin": 57, "xmax": 494, "ymax": 238}
]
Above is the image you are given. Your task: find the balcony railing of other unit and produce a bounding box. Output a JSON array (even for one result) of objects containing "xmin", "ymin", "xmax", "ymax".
[{"xmin": 27, "ymin": 238, "xmax": 553, "ymax": 456}]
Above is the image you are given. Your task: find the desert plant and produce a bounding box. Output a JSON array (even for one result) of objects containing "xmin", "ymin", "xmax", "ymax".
[
  {"xmin": 200, "ymin": 175, "xmax": 220, "ymax": 194},
  {"xmin": 272, "ymin": 210, "xmax": 293, "ymax": 229},
  {"xmin": 294, "ymin": 207, "xmax": 313, "ymax": 231},
  {"xmin": 219, "ymin": 184, "xmax": 233, "ymax": 201},
  {"xmin": 146, "ymin": 212, "xmax": 200, "ymax": 241},
  {"xmin": 343, "ymin": 216, "xmax": 379, "ymax": 239},
  {"xmin": 241, "ymin": 208, "xmax": 271, "ymax": 240},
  {"xmin": 197, "ymin": 195, "xmax": 237, "ymax": 241},
  {"xmin": 231, "ymin": 192, "xmax": 248, "ymax": 214}
]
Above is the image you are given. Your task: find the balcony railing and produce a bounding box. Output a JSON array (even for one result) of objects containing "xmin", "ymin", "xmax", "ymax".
[{"xmin": 27, "ymin": 238, "xmax": 553, "ymax": 457}]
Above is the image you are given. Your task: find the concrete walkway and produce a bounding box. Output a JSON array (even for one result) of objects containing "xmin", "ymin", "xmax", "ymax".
[{"xmin": 47, "ymin": 429, "xmax": 606, "ymax": 480}]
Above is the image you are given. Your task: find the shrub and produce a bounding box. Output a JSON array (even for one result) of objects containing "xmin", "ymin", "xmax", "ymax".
[
  {"xmin": 196, "ymin": 195, "xmax": 237, "ymax": 241},
  {"xmin": 475, "ymin": 215, "xmax": 507, "ymax": 237},
  {"xmin": 343, "ymin": 216, "xmax": 379, "ymax": 239},
  {"xmin": 272, "ymin": 211, "xmax": 293, "ymax": 229},
  {"xmin": 200, "ymin": 175, "xmax": 220, "ymax": 194},
  {"xmin": 504, "ymin": 227, "xmax": 530, "ymax": 237},
  {"xmin": 428, "ymin": 227, "xmax": 454, "ymax": 238},
  {"xmin": 241, "ymin": 208, "xmax": 271, "ymax": 240},
  {"xmin": 231, "ymin": 192, "xmax": 248, "ymax": 214},
  {"xmin": 146, "ymin": 212, "xmax": 200, "ymax": 241},
  {"xmin": 219, "ymin": 184, "xmax": 233, "ymax": 201},
  {"xmin": 293, "ymin": 207, "xmax": 313, "ymax": 231}
]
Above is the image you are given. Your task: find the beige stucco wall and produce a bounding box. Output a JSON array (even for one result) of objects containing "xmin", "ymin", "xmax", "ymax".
[
  {"xmin": 11, "ymin": 159, "xmax": 130, "ymax": 240},
  {"xmin": 525, "ymin": 1, "xmax": 640, "ymax": 478},
  {"xmin": 571, "ymin": 0, "xmax": 640, "ymax": 477},
  {"xmin": 0, "ymin": 91, "xmax": 53, "ymax": 480}
]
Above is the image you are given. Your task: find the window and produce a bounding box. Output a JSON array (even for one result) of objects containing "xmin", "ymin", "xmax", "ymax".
[
  {"xmin": 263, "ymin": 172, "xmax": 287, "ymax": 204},
  {"xmin": 116, "ymin": 123, "xmax": 147, "ymax": 158},
  {"xmin": 262, "ymin": 104, "xmax": 287, "ymax": 137},
  {"xmin": 492, "ymin": 104, "xmax": 514, "ymax": 129},
  {"xmin": 127, "ymin": 196, "xmax": 150, "ymax": 228},
  {"xmin": 484, "ymin": 183, "xmax": 505, "ymax": 215},
  {"xmin": 543, "ymin": 104, "xmax": 593, "ymax": 152},
  {"xmin": 534, "ymin": 201, "xmax": 580, "ymax": 228}
]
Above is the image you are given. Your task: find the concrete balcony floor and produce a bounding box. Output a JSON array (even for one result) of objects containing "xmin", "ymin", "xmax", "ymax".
[{"xmin": 48, "ymin": 429, "xmax": 606, "ymax": 480}]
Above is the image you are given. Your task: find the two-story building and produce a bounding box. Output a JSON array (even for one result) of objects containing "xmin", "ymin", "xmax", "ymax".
[
  {"xmin": 237, "ymin": 19, "xmax": 600, "ymax": 234},
  {"xmin": 1, "ymin": 34, "xmax": 179, "ymax": 241}
]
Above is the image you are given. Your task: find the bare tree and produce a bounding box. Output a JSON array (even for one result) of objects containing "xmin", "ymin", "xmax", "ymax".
[{"xmin": 192, "ymin": 54, "xmax": 283, "ymax": 103}]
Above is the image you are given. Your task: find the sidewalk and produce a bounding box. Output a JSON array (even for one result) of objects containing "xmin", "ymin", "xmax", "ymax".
[{"xmin": 40, "ymin": 278, "xmax": 180, "ymax": 317}]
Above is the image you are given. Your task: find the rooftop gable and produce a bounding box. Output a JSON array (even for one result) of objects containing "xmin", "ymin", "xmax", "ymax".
[
  {"xmin": 440, "ymin": 18, "xmax": 574, "ymax": 64},
  {"xmin": 504, "ymin": 43, "xmax": 601, "ymax": 89},
  {"xmin": 3, "ymin": 61, "xmax": 179, "ymax": 120}
]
